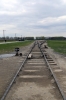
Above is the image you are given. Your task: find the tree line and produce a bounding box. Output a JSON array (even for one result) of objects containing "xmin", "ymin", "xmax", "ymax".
[
  {"xmin": 47, "ymin": 36, "xmax": 66, "ymax": 40},
  {"xmin": 0, "ymin": 36, "xmax": 45, "ymax": 41}
]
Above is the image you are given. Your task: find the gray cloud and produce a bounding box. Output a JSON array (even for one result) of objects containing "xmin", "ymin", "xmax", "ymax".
[{"xmin": 0, "ymin": 0, "xmax": 66, "ymax": 37}]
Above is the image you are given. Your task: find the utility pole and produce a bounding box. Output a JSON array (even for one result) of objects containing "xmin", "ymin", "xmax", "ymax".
[
  {"xmin": 3, "ymin": 30, "xmax": 6, "ymax": 42},
  {"xmin": 15, "ymin": 33, "xmax": 16, "ymax": 40},
  {"xmin": 15, "ymin": 33, "xmax": 16, "ymax": 38}
]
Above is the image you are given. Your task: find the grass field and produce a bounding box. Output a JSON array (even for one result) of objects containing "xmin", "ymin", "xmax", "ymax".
[
  {"xmin": 0, "ymin": 40, "xmax": 34, "ymax": 54},
  {"xmin": 47, "ymin": 40, "xmax": 66, "ymax": 54}
]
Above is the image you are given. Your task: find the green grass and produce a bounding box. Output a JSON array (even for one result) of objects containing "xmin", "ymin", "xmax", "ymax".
[
  {"xmin": 0, "ymin": 40, "xmax": 34, "ymax": 54},
  {"xmin": 47, "ymin": 40, "xmax": 66, "ymax": 54}
]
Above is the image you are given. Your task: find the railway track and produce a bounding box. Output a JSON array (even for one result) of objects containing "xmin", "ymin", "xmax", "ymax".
[
  {"xmin": 1, "ymin": 41, "xmax": 66, "ymax": 100},
  {"xmin": 40, "ymin": 41, "xmax": 66, "ymax": 100}
]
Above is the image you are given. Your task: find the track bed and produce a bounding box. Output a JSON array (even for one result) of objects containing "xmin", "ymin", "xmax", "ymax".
[{"xmin": 5, "ymin": 44, "xmax": 63, "ymax": 100}]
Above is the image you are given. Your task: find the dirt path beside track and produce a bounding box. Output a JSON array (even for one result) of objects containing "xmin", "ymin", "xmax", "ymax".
[
  {"xmin": 46, "ymin": 47, "xmax": 66, "ymax": 74},
  {"xmin": 41, "ymin": 42, "xmax": 66, "ymax": 73},
  {"xmin": 0, "ymin": 43, "xmax": 33, "ymax": 99}
]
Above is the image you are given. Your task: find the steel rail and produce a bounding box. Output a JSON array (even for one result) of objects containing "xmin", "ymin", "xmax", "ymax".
[
  {"xmin": 1, "ymin": 42, "xmax": 36, "ymax": 100},
  {"xmin": 40, "ymin": 40, "xmax": 46, "ymax": 46},
  {"xmin": 38, "ymin": 43, "xmax": 66, "ymax": 100}
]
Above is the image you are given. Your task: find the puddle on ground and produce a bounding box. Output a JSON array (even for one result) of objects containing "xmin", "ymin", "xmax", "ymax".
[{"xmin": 0, "ymin": 54, "xmax": 15, "ymax": 58}]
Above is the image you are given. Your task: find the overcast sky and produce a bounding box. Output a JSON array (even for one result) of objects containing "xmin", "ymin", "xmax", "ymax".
[{"xmin": 0, "ymin": 0, "xmax": 66, "ymax": 37}]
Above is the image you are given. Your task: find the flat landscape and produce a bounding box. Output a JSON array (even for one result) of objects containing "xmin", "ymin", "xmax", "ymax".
[
  {"xmin": 0, "ymin": 40, "xmax": 66, "ymax": 100},
  {"xmin": 47, "ymin": 40, "xmax": 66, "ymax": 54},
  {"xmin": 0, "ymin": 40, "xmax": 34, "ymax": 54}
]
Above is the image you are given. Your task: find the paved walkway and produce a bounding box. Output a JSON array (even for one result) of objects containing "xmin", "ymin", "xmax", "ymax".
[{"xmin": 0, "ymin": 41, "xmax": 19, "ymax": 44}]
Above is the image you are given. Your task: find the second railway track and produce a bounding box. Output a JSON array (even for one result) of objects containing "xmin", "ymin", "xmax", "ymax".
[{"xmin": 1, "ymin": 41, "xmax": 65, "ymax": 100}]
